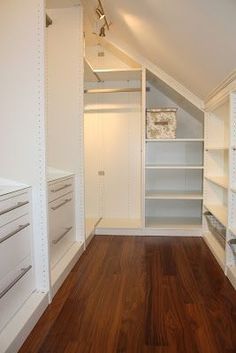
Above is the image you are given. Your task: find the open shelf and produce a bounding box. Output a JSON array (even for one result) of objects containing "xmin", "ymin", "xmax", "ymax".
[
  {"xmin": 94, "ymin": 68, "xmax": 142, "ymax": 82},
  {"xmin": 145, "ymin": 190, "xmax": 203, "ymax": 200},
  {"xmin": 205, "ymin": 176, "xmax": 228, "ymax": 189},
  {"xmin": 204, "ymin": 203, "xmax": 228, "ymax": 227},
  {"xmin": 146, "ymin": 138, "xmax": 204, "ymax": 142},
  {"xmin": 145, "ymin": 217, "xmax": 202, "ymax": 229},
  {"xmin": 204, "ymin": 232, "xmax": 225, "ymax": 270},
  {"xmin": 146, "ymin": 165, "xmax": 204, "ymax": 170},
  {"xmin": 96, "ymin": 218, "xmax": 142, "ymax": 229}
]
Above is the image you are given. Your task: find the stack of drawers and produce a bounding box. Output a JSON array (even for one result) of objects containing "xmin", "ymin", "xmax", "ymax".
[
  {"xmin": 48, "ymin": 177, "xmax": 75, "ymax": 268},
  {"xmin": 0, "ymin": 188, "xmax": 34, "ymax": 332}
]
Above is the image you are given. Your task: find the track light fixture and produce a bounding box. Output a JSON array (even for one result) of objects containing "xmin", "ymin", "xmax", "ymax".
[{"xmin": 95, "ymin": 0, "xmax": 111, "ymax": 37}]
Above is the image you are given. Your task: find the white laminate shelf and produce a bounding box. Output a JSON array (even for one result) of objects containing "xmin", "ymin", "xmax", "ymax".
[
  {"xmin": 94, "ymin": 68, "xmax": 142, "ymax": 82},
  {"xmin": 204, "ymin": 231, "xmax": 225, "ymax": 271},
  {"xmin": 96, "ymin": 218, "xmax": 142, "ymax": 229},
  {"xmin": 47, "ymin": 167, "xmax": 74, "ymax": 182},
  {"xmin": 145, "ymin": 138, "xmax": 204, "ymax": 142},
  {"xmin": 145, "ymin": 165, "xmax": 204, "ymax": 170},
  {"xmin": 145, "ymin": 217, "xmax": 202, "ymax": 229},
  {"xmin": 205, "ymin": 176, "xmax": 228, "ymax": 189},
  {"xmin": 204, "ymin": 203, "xmax": 228, "ymax": 227},
  {"xmin": 145, "ymin": 190, "xmax": 203, "ymax": 200},
  {"xmin": 205, "ymin": 146, "xmax": 229, "ymax": 151}
]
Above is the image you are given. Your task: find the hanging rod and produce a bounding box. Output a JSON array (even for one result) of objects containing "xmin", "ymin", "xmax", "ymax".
[{"xmin": 84, "ymin": 87, "xmax": 150, "ymax": 94}]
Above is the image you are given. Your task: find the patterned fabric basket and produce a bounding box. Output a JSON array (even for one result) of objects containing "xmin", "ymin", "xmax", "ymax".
[
  {"xmin": 204, "ymin": 211, "xmax": 226, "ymax": 247},
  {"xmin": 146, "ymin": 108, "xmax": 177, "ymax": 139}
]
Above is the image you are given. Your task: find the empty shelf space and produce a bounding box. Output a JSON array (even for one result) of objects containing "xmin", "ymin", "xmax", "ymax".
[
  {"xmin": 204, "ymin": 231, "xmax": 225, "ymax": 270},
  {"xmin": 204, "ymin": 203, "xmax": 228, "ymax": 227},
  {"xmin": 93, "ymin": 68, "xmax": 142, "ymax": 82},
  {"xmin": 145, "ymin": 138, "xmax": 204, "ymax": 142},
  {"xmin": 96, "ymin": 218, "xmax": 142, "ymax": 229},
  {"xmin": 146, "ymin": 165, "xmax": 204, "ymax": 170},
  {"xmin": 145, "ymin": 217, "xmax": 202, "ymax": 229},
  {"xmin": 205, "ymin": 176, "xmax": 228, "ymax": 189},
  {"xmin": 145, "ymin": 190, "xmax": 203, "ymax": 200}
]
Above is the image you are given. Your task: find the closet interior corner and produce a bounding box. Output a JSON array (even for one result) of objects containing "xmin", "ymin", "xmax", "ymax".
[{"xmin": 1, "ymin": 1, "xmax": 236, "ymax": 351}]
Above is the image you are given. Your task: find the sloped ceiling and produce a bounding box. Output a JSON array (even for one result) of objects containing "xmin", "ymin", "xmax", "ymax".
[{"xmin": 81, "ymin": 0, "xmax": 236, "ymax": 100}]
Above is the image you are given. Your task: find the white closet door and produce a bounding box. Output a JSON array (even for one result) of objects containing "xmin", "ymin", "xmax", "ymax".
[{"xmin": 101, "ymin": 97, "xmax": 141, "ymax": 220}]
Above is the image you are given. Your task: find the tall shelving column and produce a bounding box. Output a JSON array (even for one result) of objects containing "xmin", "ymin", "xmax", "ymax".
[
  {"xmin": 144, "ymin": 70, "xmax": 204, "ymax": 232},
  {"xmin": 227, "ymin": 91, "xmax": 236, "ymax": 288},
  {"xmin": 204, "ymin": 85, "xmax": 230, "ymax": 271}
]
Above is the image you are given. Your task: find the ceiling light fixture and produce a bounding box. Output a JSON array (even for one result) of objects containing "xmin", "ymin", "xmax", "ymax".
[{"xmin": 95, "ymin": 0, "xmax": 111, "ymax": 37}]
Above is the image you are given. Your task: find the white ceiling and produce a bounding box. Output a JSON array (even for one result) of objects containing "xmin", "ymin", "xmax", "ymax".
[{"xmin": 81, "ymin": 0, "xmax": 236, "ymax": 99}]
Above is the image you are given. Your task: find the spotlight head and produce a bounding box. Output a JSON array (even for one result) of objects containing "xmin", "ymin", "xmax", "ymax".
[
  {"xmin": 99, "ymin": 26, "xmax": 106, "ymax": 37},
  {"xmin": 96, "ymin": 8, "xmax": 105, "ymax": 20}
]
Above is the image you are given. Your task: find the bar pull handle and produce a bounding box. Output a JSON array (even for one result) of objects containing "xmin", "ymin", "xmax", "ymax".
[
  {"xmin": 0, "ymin": 201, "xmax": 29, "ymax": 216},
  {"xmin": 51, "ymin": 184, "xmax": 72, "ymax": 193},
  {"xmin": 52, "ymin": 227, "xmax": 73, "ymax": 245},
  {"xmin": 51, "ymin": 198, "xmax": 72, "ymax": 211},
  {"xmin": 0, "ymin": 265, "xmax": 32, "ymax": 300},
  {"xmin": 0, "ymin": 223, "xmax": 30, "ymax": 244}
]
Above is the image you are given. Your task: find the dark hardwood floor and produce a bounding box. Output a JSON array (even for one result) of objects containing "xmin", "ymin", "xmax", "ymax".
[{"xmin": 20, "ymin": 236, "xmax": 236, "ymax": 353}]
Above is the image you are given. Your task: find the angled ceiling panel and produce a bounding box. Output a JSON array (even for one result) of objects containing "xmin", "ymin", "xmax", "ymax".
[{"xmin": 82, "ymin": 0, "xmax": 236, "ymax": 99}]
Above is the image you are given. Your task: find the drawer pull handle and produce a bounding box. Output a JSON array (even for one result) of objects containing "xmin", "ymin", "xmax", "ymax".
[
  {"xmin": 0, "ymin": 223, "xmax": 30, "ymax": 244},
  {"xmin": 0, "ymin": 201, "xmax": 29, "ymax": 216},
  {"xmin": 0, "ymin": 265, "xmax": 32, "ymax": 300},
  {"xmin": 52, "ymin": 227, "xmax": 73, "ymax": 245},
  {"xmin": 51, "ymin": 184, "xmax": 72, "ymax": 193},
  {"xmin": 51, "ymin": 198, "xmax": 72, "ymax": 211}
]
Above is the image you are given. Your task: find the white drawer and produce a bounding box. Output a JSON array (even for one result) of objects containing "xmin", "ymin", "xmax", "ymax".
[
  {"xmin": 0, "ymin": 214, "xmax": 31, "ymax": 282},
  {"xmin": 49, "ymin": 192, "xmax": 75, "ymax": 268},
  {"xmin": 0, "ymin": 191, "xmax": 30, "ymax": 227},
  {"xmin": 49, "ymin": 192, "xmax": 74, "ymax": 242},
  {"xmin": 48, "ymin": 177, "xmax": 74, "ymax": 203},
  {"xmin": 0, "ymin": 256, "xmax": 34, "ymax": 333}
]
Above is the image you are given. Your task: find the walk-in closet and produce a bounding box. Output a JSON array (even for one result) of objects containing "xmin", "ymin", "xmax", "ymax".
[{"xmin": 1, "ymin": 0, "xmax": 236, "ymax": 352}]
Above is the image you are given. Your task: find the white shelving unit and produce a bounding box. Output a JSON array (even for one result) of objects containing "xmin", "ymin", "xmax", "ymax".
[
  {"xmin": 204, "ymin": 75, "xmax": 236, "ymax": 288},
  {"xmin": 144, "ymin": 70, "xmax": 204, "ymax": 230}
]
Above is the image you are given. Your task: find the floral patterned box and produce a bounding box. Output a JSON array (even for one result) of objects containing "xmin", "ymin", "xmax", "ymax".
[{"xmin": 146, "ymin": 108, "xmax": 177, "ymax": 139}]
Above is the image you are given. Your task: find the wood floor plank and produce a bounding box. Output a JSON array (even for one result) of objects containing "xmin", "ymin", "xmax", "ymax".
[{"xmin": 19, "ymin": 236, "xmax": 236, "ymax": 353}]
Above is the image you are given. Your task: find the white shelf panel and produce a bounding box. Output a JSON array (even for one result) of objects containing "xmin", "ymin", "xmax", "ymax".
[
  {"xmin": 94, "ymin": 68, "xmax": 142, "ymax": 82},
  {"xmin": 145, "ymin": 217, "xmax": 202, "ymax": 229},
  {"xmin": 146, "ymin": 138, "xmax": 204, "ymax": 142},
  {"xmin": 231, "ymin": 187, "xmax": 236, "ymax": 193},
  {"xmin": 205, "ymin": 176, "xmax": 228, "ymax": 189},
  {"xmin": 204, "ymin": 232, "xmax": 225, "ymax": 270},
  {"xmin": 145, "ymin": 190, "xmax": 203, "ymax": 200},
  {"xmin": 205, "ymin": 146, "xmax": 229, "ymax": 151},
  {"xmin": 204, "ymin": 203, "xmax": 228, "ymax": 227},
  {"xmin": 97, "ymin": 218, "xmax": 141, "ymax": 229},
  {"xmin": 146, "ymin": 165, "xmax": 204, "ymax": 170}
]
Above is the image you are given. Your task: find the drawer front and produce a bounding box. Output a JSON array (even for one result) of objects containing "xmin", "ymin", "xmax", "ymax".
[
  {"xmin": 0, "ymin": 191, "xmax": 30, "ymax": 227},
  {"xmin": 49, "ymin": 192, "xmax": 75, "ymax": 268},
  {"xmin": 0, "ymin": 214, "xmax": 31, "ymax": 281},
  {"xmin": 49, "ymin": 192, "xmax": 74, "ymax": 242},
  {"xmin": 48, "ymin": 177, "xmax": 74, "ymax": 203},
  {"xmin": 0, "ymin": 256, "xmax": 34, "ymax": 332}
]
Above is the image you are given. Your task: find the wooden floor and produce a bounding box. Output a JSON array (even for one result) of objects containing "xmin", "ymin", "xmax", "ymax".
[{"xmin": 20, "ymin": 236, "xmax": 236, "ymax": 353}]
